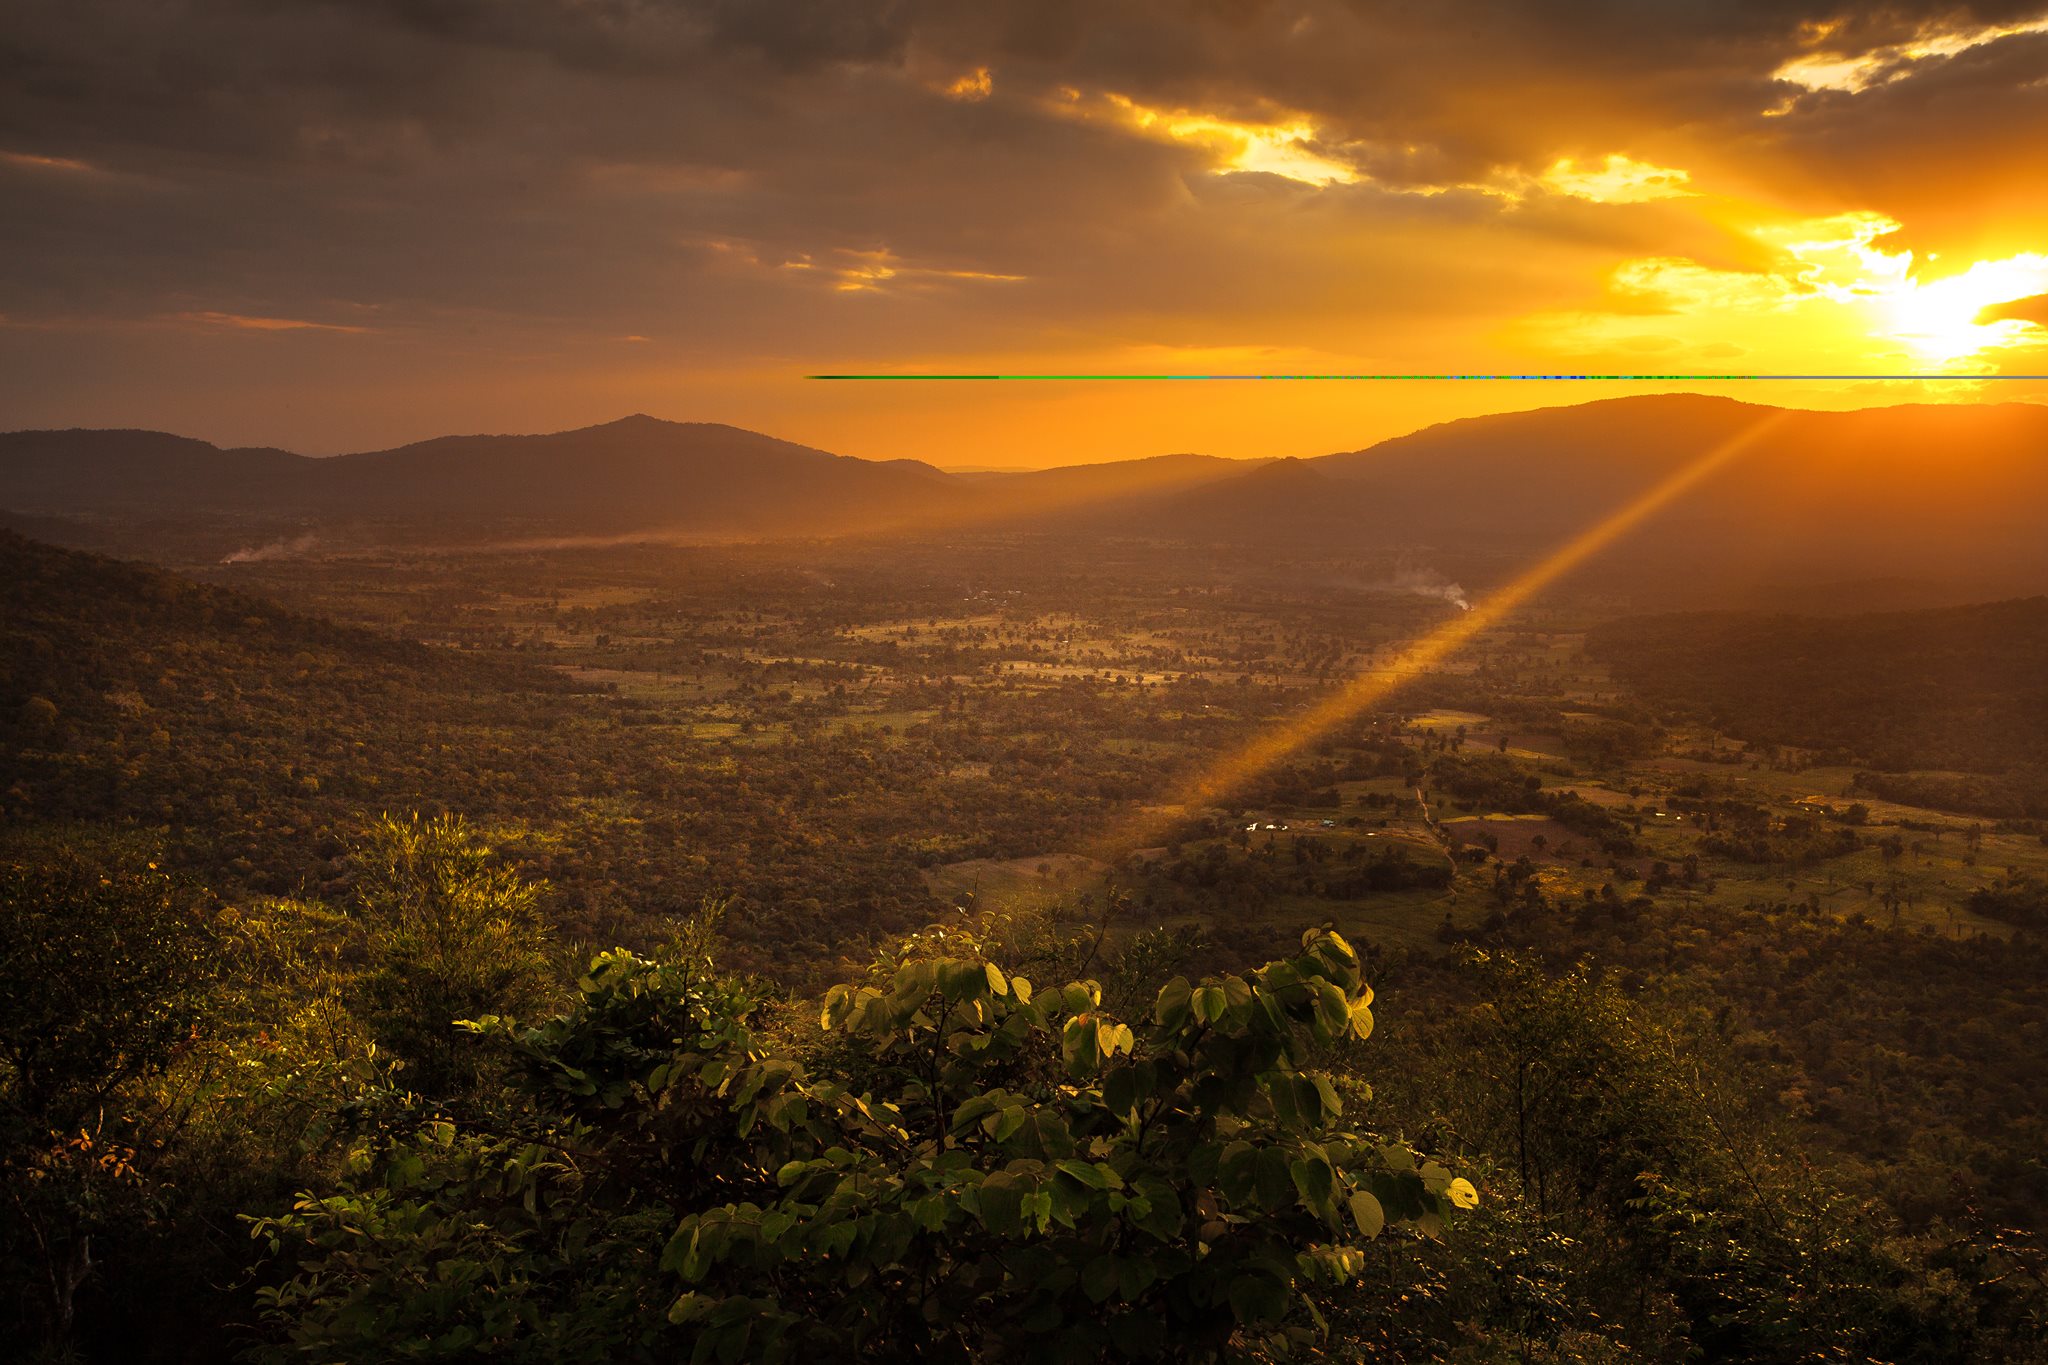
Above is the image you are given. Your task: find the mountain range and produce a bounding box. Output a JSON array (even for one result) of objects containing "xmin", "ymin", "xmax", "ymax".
[{"xmin": 5, "ymin": 395, "xmax": 2046, "ymax": 590}]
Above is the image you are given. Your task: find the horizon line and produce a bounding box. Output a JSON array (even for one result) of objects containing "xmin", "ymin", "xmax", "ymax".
[{"xmin": 809, "ymin": 373, "xmax": 2048, "ymax": 381}]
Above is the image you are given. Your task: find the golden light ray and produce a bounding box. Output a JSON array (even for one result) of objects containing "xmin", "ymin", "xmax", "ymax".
[{"xmin": 1089, "ymin": 410, "xmax": 1792, "ymax": 857}]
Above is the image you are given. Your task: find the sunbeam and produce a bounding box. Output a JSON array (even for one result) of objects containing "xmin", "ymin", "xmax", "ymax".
[{"xmin": 1091, "ymin": 410, "xmax": 1794, "ymax": 856}]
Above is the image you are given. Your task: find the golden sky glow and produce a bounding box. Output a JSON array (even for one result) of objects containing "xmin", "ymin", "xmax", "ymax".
[
  {"xmin": 1534, "ymin": 155, "xmax": 1694, "ymax": 205},
  {"xmin": 2, "ymin": 2, "xmax": 2045, "ymax": 459}
]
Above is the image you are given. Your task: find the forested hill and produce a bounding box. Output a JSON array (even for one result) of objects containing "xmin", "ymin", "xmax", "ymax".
[
  {"xmin": 0, "ymin": 531, "xmax": 574, "ymax": 891},
  {"xmin": 1587, "ymin": 597, "xmax": 2048, "ymax": 786},
  {"xmin": 0, "ymin": 527, "xmax": 529, "ymax": 684}
]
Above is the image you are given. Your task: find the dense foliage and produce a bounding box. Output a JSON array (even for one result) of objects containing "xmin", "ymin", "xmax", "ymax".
[{"xmin": 249, "ymin": 926, "xmax": 1473, "ymax": 1362}]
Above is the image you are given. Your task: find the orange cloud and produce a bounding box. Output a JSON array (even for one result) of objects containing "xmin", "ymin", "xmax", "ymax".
[
  {"xmin": 175, "ymin": 311, "xmax": 374, "ymax": 334},
  {"xmin": 1773, "ymin": 13, "xmax": 2048, "ymax": 95},
  {"xmin": 1049, "ymin": 90, "xmax": 1362, "ymax": 187},
  {"xmin": 941, "ymin": 67, "xmax": 994, "ymax": 101},
  {"xmin": 0, "ymin": 149, "xmax": 99, "ymax": 174}
]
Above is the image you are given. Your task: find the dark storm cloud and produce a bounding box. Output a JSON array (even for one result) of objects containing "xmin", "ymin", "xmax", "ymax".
[{"xmin": 9, "ymin": 1, "xmax": 2041, "ymax": 177}]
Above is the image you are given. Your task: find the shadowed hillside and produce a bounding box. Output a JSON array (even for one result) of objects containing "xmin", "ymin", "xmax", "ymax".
[{"xmin": 0, "ymin": 531, "xmax": 575, "ymax": 891}]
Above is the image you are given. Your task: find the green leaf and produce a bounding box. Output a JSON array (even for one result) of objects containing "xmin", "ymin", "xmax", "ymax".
[
  {"xmin": 975, "ymin": 1175, "xmax": 1025, "ymax": 1236},
  {"xmin": 1218, "ymin": 1140, "xmax": 1257, "ymax": 1204},
  {"xmin": 1062, "ymin": 1016, "xmax": 1100, "ymax": 1077},
  {"xmin": 1289, "ymin": 1155, "xmax": 1335, "ymax": 1210},
  {"xmin": 1349, "ymin": 1190, "xmax": 1385, "ymax": 1238},
  {"xmin": 1314, "ymin": 982, "xmax": 1351, "ymax": 1038},
  {"xmin": 1254, "ymin": 1147, "xmax": 1295, "ymax": 1210},
  {"xmin": 937, "ymin": 959, "xmax": 988, "ymax": 998},
  {"xmin": 1103, "ymin": 1022, "xmax": 1135, "ymax": 1059},
  {"xmin": 820, "ymin": 983, "xmax": 851, "ymax": 1029},
  {"xmin": 993, "ymin": 1105, "xmax": 1028, "ymax": 1142},
  {"xmin": 951, "ymin": 1093, "xmax": 999, "ymax": 1134},
  {"xmin": 1227, "ymin": 1272, "xmax": 1290, "ymax": 1326},
  {"xmin": 1103, "ymin": 1065, "xmax": 1139, "ymax": 1121},
  {"xmin": 1154, "ymin": 976, "xmax": 1192, "ymax": 1027},
  {"xmin": 1081, "ymin": 1254, "xmax": 1121, "ymax": 1304}
]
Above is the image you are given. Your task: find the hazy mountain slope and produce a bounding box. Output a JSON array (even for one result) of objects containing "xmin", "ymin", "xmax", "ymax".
[
  {"xmin": 984, "ymin": 452, "xmax": 1259, "ymax": 509},
  {"xmin": 1133, "ymin": 458, "xmax": 1378, "ymax": 540},
  {"xmin": 309, "ymin": 415, "xmax": 966, "ymax": 533},
  {"xmin": 1307, "ymin": 395, "xmax": 2048, "ymax": 558},
  {"xmin": 0, "ymin": 416, "xmax": 969, "ymax": 539},
  {"xmin": 1026, "ymin": 395, "xmax": 2048, "ymax": 589}
]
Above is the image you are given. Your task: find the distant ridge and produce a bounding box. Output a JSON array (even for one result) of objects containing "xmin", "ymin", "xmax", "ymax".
[
  {"xmin": 0, "ymin": 416, "xmax": 1257, "ymax": 546},
  {"xmin": 1303, "ymin": 394, "xmax": 2048, "ymax": 550},
  {"xmin": 3, "ymin": 397, "xmax": 2046, "ymax": 590}
]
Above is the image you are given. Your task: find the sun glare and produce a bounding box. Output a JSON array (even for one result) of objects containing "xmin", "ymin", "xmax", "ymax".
[
  {"xmin": 1879, "ymin": 255, "xmax": 2048, "ymax": 365},
  {"xmin": 1769, "ymin": 217, "xmax": 2048, "ymax": 367},
  {"xmin": 1544, "ymin": 211, "xmax": 2048, "ymax": 374}
]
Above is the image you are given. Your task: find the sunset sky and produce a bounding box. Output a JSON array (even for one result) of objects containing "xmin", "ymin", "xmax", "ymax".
[{"xmin": 4, "ymin": 1, "xmax": 2047, "ymax": 465}]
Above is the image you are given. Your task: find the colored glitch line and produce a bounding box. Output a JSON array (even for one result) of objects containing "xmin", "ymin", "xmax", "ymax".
[{"xmin": 808, "ymin": 372, "xmax": 2048, "ymax": 381}]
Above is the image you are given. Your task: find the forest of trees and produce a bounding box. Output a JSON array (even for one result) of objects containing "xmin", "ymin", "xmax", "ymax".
[
  {"xmin": 7, "ymin": 819, "xmax": 2048, "ymax": 1362},
  {"xmin": 1586, "ymin": 602, "xmax": 2048, "ymax": 816}
]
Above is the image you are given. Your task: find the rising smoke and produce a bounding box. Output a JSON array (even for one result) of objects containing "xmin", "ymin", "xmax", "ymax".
[
  {"xmin": 221, "ymin": 532, "xmax": 319, "ymax": 564},
  {"xmin": 1382, "ymin": 564, "xmax": 1471, "ymax": 611}
]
